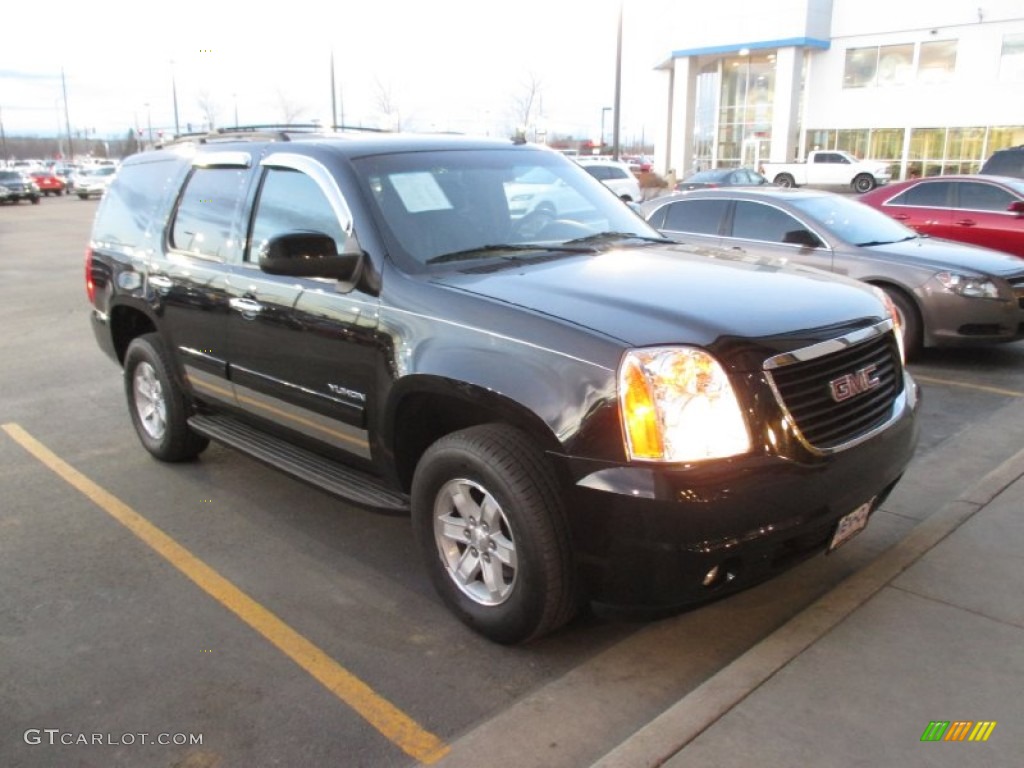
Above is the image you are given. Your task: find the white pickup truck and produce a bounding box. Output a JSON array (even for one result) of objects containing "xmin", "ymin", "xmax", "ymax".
[{"xmin": 760, "ymin": 150, "xmax": 891, "ymax": 193}]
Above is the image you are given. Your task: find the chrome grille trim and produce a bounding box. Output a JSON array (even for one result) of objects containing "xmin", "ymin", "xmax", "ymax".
[{"xmin": 763, "ymin": 320, "xmax": 906, "ymax": 455}]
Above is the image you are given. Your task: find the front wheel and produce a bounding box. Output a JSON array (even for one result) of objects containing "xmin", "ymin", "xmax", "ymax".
[
  {"xmin": 123, "ymin": 334, "xmax": 209, "ymax": 462},
  {"xmin": 852, "ymin": 174, "xmax": 876, "ymax": 193},
  {"xmin": 411, "ymin": 424, "xmax": 579, "ymax": 644},
  {"xmin": 881, "ymin": 286, "xmax": 923, "ymax": 360}
]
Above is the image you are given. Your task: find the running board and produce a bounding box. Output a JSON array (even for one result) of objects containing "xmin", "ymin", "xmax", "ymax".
[{"xmin": 187, "ymin": 413, "xmax": 409, "ymax": 512}]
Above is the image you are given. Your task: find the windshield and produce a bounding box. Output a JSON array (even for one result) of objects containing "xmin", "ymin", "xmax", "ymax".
[
  {"xmin": 352, "ymin": 147, "xmax": 660, "ymax": 269},
  {"xmin": 789, "ymin": 194, "xmax": 918, "ymax": 246}
]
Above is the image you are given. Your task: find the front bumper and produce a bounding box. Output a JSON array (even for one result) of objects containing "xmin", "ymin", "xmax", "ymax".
[{"xmin": 560, "ymin": 375, "xmax": 919, "ymax": 609}]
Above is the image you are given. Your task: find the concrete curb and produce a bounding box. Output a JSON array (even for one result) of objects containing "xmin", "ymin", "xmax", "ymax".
[{"xmin": 589, "ymin": 445, "xmax": 1024, "ymax": 768}]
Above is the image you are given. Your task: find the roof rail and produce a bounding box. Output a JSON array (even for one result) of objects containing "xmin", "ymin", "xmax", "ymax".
[{"xmin": 154, "ymin": 123, "xmax": 391, "ymax": 149}]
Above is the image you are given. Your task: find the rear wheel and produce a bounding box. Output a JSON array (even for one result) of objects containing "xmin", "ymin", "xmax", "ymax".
[
  {"xmin": 124, "ymin": 334, "xmax": 209, "ymax": 462},
  {"xmin": 774, "ymin": 173, "xmax": 796, "ymax": 188},
  {"xmin": 411, "ymin": 424, "xmax": 578, "ymax": 644}
]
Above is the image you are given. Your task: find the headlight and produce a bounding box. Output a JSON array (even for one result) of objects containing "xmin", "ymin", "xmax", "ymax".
[
  {"xmin": 935, "ymin": 271, "xmax": 998, "ymax": 299},
  {"xmin": 618, "ymin": 347, "xmax": 750, "ymax": 462}
]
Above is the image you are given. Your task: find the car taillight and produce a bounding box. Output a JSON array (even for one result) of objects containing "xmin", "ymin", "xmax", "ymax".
[{"xmin": 85, "ymin": 247, "xmax": 95, "ymax": 303}]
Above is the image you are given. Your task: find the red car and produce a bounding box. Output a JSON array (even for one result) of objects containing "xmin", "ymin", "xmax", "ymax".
[
  {"xmin": 30, "ymin": 171, "xmax": 67, "ymax": 196},
  {"xmin": 859, "ymin": 175, "xmax": 1024, "ymax": 258}
]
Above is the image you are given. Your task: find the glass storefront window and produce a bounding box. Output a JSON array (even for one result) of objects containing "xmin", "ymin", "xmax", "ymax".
[
  {"xmin": 1001, "ymin": 33, "xmax": 1024, "ymax": 82},
  {"xmin": 836, "ymin": 129, "xmax": 869, "ymax": 158},
  {"xmin": 919, "ymin": 40, "xmax": 957, "ymax": 84},
  {"xmin": 870, "ymin": 129, "xmax": 903, "ymax": 161},
  {"xmin": 876, "ymin": 44, "xmax": 914, "ymax": 86},
  {"xmin": 844, "ymin": 47, "xmax": 877, "ymax": 87},
  {"xmin": 716, "ymin": 53, "xmax": 775, "ymax": 167}
]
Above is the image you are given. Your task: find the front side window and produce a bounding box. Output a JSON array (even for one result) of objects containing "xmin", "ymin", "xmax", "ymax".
[
  {"xmin": 248, "ymin": 168, "xmax": 349, "ymax": 262},
  {"xmin": 170, "ymin": 168, "xmax": 248, "ymax": 260},
  {"xmin": 890, "ymin": 181, "xmax": 951, "ymax": 207},
  {"xmin": 730, "ymin": 201, "xmax": 806, "ymax": 243}
]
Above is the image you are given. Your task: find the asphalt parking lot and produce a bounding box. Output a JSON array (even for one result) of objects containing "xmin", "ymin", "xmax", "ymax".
[{"xmin": 2, "ymin": 195, "xmax": 1023, "ymax": 768}]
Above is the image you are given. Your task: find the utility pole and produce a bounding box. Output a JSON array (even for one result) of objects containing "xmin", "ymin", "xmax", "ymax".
[
  {"xmin": 171, "ymin": 61, "xmax": 181, "ymax": 135},
  {"xmin": 330, "ymin": 49, "xmax": 338, "ymax": 128}
]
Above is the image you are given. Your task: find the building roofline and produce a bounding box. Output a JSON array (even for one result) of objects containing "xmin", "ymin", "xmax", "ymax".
[{"xmin": 669, "ymin": 37, "xmax": 831, "ymax": 59}]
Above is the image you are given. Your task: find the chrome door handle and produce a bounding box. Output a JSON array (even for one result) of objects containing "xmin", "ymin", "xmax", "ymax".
[{"xmin": 229, "ymin": 298, "xmax": 264, "ymax": 316}]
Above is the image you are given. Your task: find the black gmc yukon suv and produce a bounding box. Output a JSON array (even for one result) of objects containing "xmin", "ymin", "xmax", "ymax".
[{"xmin": 87, "ymin": 129, "xmax": 919, "ymax": 643}]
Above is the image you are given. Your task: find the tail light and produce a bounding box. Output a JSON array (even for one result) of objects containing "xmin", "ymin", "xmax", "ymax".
[{"xmin": 85, "ymin": 247, "xmax": 95, "ymax": 303}]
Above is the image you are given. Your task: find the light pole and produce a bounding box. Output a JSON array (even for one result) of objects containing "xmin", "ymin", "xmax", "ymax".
[
  {"xmin": 600, "ymin": 107, "xmax": 612, "ymax": 152},
  {"xmin": 233, "ymin": 93, "xmax": 239, "ymax": 128},
  {"xmin": 171, "ymin": 60, "xmax": 180, "ymax": 136},
  {"xmin": 145, "ymin": 103, "xmax": 153, "ymax": 148}
]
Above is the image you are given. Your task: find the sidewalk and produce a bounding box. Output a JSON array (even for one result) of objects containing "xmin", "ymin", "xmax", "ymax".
[{"xmin": 592, "ymin": 436, "xmax": 1024, "ymax": 766}]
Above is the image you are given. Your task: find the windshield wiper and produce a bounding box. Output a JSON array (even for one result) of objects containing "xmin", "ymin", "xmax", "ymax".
[
  {"xmin": 563, "ymin": 231, "xmax": 675, "ymax": 246},
  {"xmin": 425, "ymin": 243, "xmax": 595, "ymax": 265}
]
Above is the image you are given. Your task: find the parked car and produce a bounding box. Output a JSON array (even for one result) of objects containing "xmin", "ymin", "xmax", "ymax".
[
  {"xmin": 676, "ymin": 168, "xmax": 769, "ymax": 191},
  {"xmin": 761, "ymin": 150, "xmax": 891, "ymax": 193},
  {"xmin": 575, "ymin": 157, "xmax": 643, "ymax": 201},
  {"xmin": 86, "ymin": 131, "xmax": 918, "ymax": 643},
  {"xmin": 30, "ymin": 171, "xmax": 67, "ymax": 196},
  {"xmin": 980, "ymin": 145, "xmax": 1024, "ymax": 180},
  {"xmin": 75, "ymin": 166, "xmax": 118, "ymax": 199},
  {"xmin": 858, "ymin": 175, "xmax": 1024, "ymax": 258},
  {"xmin": 642, "ymin": 188, "xmax": 1024, "ymax": 357},
  {"xmin": 0, "ymin": 170, "xmax": 41, "ymax": 204}
]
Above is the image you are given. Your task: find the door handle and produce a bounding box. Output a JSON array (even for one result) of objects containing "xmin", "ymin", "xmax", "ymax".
[
  {"xmin": 229, "ymin": 298, "xmax": 264, "ymax": 317},
  {"xmin": 892, "ymin": 214, "xmax": 910, "ymax": 221},
  {"xmin": 148, "ymin": 275, "xmax": 173, "ymax": 290},
  {"xmin": 954, "ymin": 219, "xmax": 976, "ymax": 227}
]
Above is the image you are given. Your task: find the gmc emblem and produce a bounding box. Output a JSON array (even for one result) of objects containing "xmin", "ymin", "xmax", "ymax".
[{"xmin": 829, "ymin": 364, "xmax": 881, "ymax": 403}]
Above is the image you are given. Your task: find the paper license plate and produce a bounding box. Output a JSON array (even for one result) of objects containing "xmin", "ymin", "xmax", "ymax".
[{"xmin": 828, "ymin": 499, "xmax": 874, "ymax": 552}]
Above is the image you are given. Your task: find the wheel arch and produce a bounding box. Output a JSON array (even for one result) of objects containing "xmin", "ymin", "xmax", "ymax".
[{"xmin": 108, "ymin": 303, "xmax": 159, "ymax": 364}]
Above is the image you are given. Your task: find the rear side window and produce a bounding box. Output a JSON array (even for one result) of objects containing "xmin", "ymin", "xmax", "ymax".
[
  {"xmin": 92, "ymin": 157, "xmax": 182, "ymax": 250},
  {"xmin": 170, "ymin": 167, "xmax": 249, "ymax": 260},
  {"xmin": 660, "ymin": 199, "xmax": 729, "ymax": 235},
  {"xmin": 955, "ymin": 182, "xmax": 1017, "ymax": 212},
  {"xmin": 730, "ymin": 201, "xmax": 804, "ymax": 243},
  {"xmin": 888, "ymin": 181, "xmax": 951, "ymax": 207}
]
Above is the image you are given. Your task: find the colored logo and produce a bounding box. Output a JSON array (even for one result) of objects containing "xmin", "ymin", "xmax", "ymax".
[{"xmin": 921, "ymin": 721, "xmax": 997, "ymax": 742}]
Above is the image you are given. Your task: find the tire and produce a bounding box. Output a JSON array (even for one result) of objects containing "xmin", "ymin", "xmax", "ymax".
[
  {"xmin": 78, "ymin": 193, "xmax": 89, "ymax": 200},
  {"xmin": 411, "ymin": 424, "xmax": 579, "ymax": 644},
  {"xmin": 881, "ymin": 286, "xmax": 922, "ymax": 360},
  {"xmin": 123, "ymin": 334, "xmax": 209, "ymax": 462},
  {"xmin": 774, "ymin": 173, "xmax": 795, "ymax": 188},
  {"xmin": 30, "ymin": 196, "xmax": 40, "ymax": 205},
  {"xmin": 852, "ymin": 174, "xmax": 875, "ymax": 193}
]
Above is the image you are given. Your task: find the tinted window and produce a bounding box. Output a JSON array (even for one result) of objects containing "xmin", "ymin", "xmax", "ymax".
[
  {"xmin": 661, "ymin": 199, "xmax": 729, "ymax": 235},
  {"xmin": 170, "ymin": 168, "xmax": 249, "ymax": 260},
  {"xmin": 731, "ymin": 201, "xmax": 808, "ymax": 243},
  {"xmin": 93, "ymin": 157, "xmax": 183, "ymax": 248},
  {"xmin": 249, "ymin": 168, "xmax": 349, "ymax": 261},
  {"xmin": 955, "ymin": 182, "xmax": 1016, "ymax": 212},
  {"xmin": 889, "ymin": 181, "xmax": 951, "ymax": 207},
  {"xmin": 981, "ymin": 149, "xmax": 1024, "ymax": 178}
]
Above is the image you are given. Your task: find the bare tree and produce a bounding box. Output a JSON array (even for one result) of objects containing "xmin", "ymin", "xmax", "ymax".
[
  {"xmin": 508, "ymin": 71, "xmax": 543, "ymax": 140},
  {"xmin": 373, "ymin": 77, "xmax": 402, "ymax": 132},
  {"xmin": 276, "ymin": 89, "xmax": 308, "ymax": 125},
  {"xmin": 196, "ymin": 90, "xmax": 219, "ymax": 131}
]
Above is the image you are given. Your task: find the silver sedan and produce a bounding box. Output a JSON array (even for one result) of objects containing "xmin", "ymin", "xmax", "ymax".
[{"xmin": 641, "ymin": 187, "xmax": 1024, "ymax": 357}]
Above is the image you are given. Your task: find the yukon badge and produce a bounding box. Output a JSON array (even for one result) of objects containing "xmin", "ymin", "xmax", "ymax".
[{"xmin": 829, "ymin": 364, "xmax": 881, "ymax": 403}]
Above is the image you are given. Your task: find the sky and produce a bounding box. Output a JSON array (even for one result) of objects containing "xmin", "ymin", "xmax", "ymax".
[{"xmin": 2, "ymin": 0, "xmax": 676, "ymax": 147}]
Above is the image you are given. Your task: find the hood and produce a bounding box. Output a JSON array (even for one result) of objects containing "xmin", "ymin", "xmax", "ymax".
[
  {"xmin": 864, "ymin": 236, "xmax": 1024, "ymax": 278},
  {"xmin": 431, "ymin": 243, "xmax": 887, "ymax": 350}
]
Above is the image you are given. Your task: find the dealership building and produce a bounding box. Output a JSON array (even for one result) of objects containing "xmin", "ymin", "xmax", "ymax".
[{"xmin": 653, "ymin": 0, "xmax": 1024, "ymax": 180}]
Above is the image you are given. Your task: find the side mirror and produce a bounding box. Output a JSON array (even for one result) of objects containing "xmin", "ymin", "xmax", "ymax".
[
  {"xmin": 1008, "ymin": 200, "xmax": 1024, "ymax": 217},
  {"xmin": 259, "ymin": 231, "xmax": 360, "ymax": 280},
  {"xmin": 782, "ymin": 229, "xmax": 824, "ymax": 248}
]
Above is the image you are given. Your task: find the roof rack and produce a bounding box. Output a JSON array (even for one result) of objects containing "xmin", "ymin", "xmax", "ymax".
[{"xmin": 155, "ymin": 123, "xmax": 390, "ymax": 149}]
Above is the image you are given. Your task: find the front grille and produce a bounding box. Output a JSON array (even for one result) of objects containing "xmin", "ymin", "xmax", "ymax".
[{"xmin": 764, "ymin": 325, "xmax": 904, "ymax": 452}]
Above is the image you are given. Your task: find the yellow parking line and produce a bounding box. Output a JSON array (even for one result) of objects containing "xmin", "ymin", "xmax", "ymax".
[
  {"xmin": 1, "ymin": 423, "xmax": 449, "ymax": 765},
  {"xmin": 912, "ymin": 374, "xmax": 1024, "ymax": 399}
]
